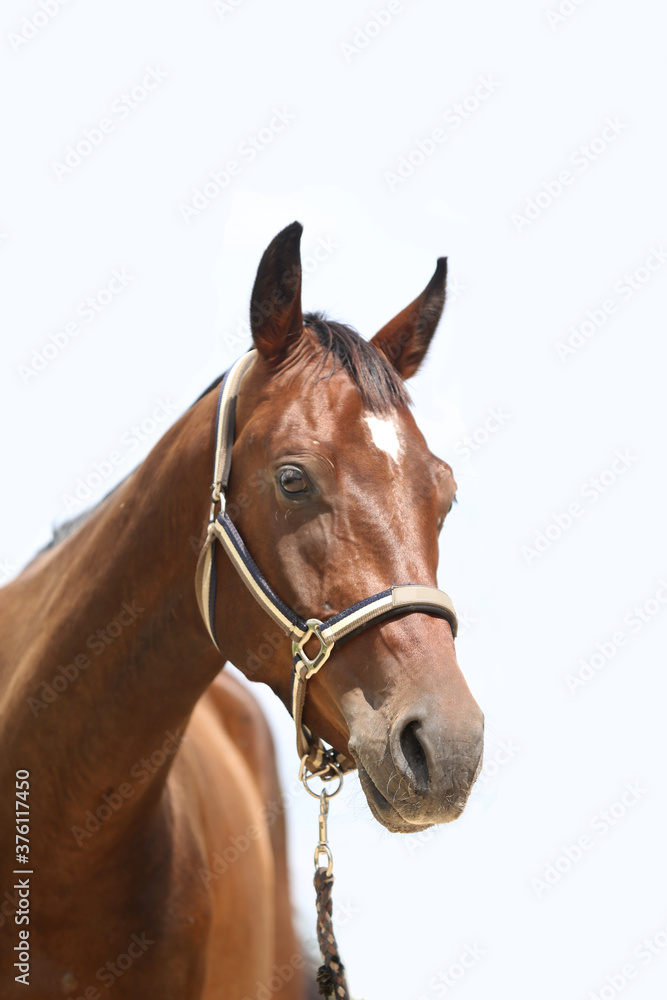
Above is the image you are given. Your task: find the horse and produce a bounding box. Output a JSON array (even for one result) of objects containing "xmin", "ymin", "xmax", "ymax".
[{"xmin": 0, "ymin": 222, "xmax": 484, "ymax": 999}]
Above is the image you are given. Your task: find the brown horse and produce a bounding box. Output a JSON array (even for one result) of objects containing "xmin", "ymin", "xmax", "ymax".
[{"xmin": 0, "ymin": 223, "xmax": 483, "ymax": 998}]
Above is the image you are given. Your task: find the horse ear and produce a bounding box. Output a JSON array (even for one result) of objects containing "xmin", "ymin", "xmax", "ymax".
[
  {"xmin": 249, "ymin": 221, "xmax": 304, "ymax": 362},
  {"xmin": 370, "ymin": 258, "xmax": 447, "ymax": 379}
]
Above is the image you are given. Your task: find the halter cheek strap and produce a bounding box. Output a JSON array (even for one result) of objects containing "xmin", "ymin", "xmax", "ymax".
[{"xmin": 194, "ymin": 350, "xmax": 459, "ymax": 775}]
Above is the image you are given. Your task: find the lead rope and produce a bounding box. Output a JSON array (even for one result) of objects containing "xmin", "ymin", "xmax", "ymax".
[{"xmin": 301, "ymin": 759, "xmax": 350, "ymax": 999}]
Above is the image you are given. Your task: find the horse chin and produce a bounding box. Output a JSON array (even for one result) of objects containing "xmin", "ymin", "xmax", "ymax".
[{"xmin": 355, "ymin": 760, "xmax": 464, "ymax": 834}]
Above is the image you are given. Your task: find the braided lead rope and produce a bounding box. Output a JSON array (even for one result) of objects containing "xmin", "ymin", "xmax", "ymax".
[{"xmin": 314, "ymin": 868, "xmax": 349, "ymax": 999}]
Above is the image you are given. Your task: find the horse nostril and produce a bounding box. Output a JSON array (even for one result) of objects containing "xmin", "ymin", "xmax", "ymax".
[{"xmin": 399, "ymin": 719, "xmax": 429, "ymax": 792}]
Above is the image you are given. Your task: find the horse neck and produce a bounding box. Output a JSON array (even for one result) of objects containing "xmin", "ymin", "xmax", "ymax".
[{"xmin": 0, "ymin": 390, "xmax": 221, "ymax": 858}]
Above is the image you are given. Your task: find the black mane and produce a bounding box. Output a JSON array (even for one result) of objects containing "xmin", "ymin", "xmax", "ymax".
[{"xmin": 303, "ymin": 311, "xmax": 408, "ymax": 413}]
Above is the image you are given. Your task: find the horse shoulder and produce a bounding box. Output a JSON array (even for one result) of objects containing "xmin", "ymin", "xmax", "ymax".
[
  {"xmin": 202, "ymin": 670, "xmax": 279, "ymax": 798},
  {"xmin": 163, "ymin": 671, "xmax": 288, "ymax": 996}
]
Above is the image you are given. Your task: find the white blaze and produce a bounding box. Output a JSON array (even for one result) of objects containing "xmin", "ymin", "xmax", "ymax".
[{"xmin": 364, "ymin": 415, "xmax": 401, "ymax": 462}]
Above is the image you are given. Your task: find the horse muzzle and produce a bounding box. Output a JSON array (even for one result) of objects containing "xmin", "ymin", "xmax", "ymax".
[{"xmin": 348, "ymin": 706, "xmax": 484, "ymax": 833}]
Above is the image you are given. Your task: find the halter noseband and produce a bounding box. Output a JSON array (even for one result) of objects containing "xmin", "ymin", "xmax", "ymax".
[{"xmin": 194, "ymin": 350, "xmax": 458, "ymax": 775}]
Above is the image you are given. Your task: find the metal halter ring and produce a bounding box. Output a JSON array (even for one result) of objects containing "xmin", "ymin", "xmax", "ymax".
[
  {"xmin": 292, "ymin": 619, "xmax": 333, "ymax": 678},
  {"xmin": 299, "ymin": 757, "xmax": 344, "ymax": 799}
]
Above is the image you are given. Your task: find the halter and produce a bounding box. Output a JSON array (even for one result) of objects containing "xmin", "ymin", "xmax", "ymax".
[{"xmin": 194, "ymin": 350, "xmax": 459, "ymax": 777}]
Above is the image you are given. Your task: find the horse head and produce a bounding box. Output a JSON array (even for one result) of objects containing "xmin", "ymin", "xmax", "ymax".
[{"xmin": 209, "ymin": 222, "xmax": 484, "ymax": 833}]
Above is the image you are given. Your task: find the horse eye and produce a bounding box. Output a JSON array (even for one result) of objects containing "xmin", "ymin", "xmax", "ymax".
[{"xmin": 279, "ymin": 468, "xmax": 307, "ymax": 494}]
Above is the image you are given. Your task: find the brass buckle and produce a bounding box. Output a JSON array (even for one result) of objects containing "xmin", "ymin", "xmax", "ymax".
[{"xmin": 292, "ymin": 619, "xmax": 333, "ymax": 679}]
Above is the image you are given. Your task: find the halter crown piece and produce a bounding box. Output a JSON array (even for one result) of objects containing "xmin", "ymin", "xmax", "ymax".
[{"xmin": 194, "ymin": 350, "xmax": 459, "ymax": 778}]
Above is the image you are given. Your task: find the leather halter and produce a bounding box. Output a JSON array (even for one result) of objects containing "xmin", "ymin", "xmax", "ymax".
[{"xmin": 194, "ymin": 350, "xmax": 458, "ymax": 775}]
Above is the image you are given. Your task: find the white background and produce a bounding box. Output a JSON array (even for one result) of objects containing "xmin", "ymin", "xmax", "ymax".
[{"xmin": 1, "ymin": 1, "xmax": 666, "ymax": 997}]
